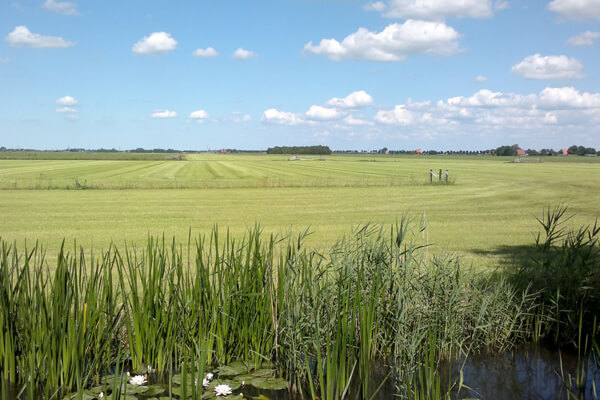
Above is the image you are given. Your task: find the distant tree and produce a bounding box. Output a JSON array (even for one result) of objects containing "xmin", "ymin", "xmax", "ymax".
[{"xmin": 495, "ymin": 144, "xmax": 519, "ymax": 156}]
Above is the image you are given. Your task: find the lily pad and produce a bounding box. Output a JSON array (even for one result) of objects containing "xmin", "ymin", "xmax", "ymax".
[
  {"xmin": 216, "ymin": 361, "xmax": 251, "ymax": 376},
  {"xmin": 144, "ymin": 385, "xmax": 166, "ymax": 396},
  {"xmin": 247, "ymin": 377, "xmax": 288, "ymax": 391}
]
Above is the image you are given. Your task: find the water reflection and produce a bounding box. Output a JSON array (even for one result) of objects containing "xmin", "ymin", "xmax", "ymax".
[{"xmin": 452, "ymin": 345, "xmax": 599, "ymax": 400}]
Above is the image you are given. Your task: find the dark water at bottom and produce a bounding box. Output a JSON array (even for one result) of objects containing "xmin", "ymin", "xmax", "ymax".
[
  {"xmin": 1, "ymin": 345, "xmax": 598, "ymax": 400},
  {"xmin": 451, "ymin": 345, "xmax": 599, "ymax": 400}
]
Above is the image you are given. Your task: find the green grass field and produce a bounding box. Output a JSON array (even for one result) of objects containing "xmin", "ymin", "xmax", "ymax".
[{"xmin": 1, "ymin": 153, "xmax": 599, "ymax": 269}]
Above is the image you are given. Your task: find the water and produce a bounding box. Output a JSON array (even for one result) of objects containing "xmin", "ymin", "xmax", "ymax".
[
  {"xmin": 1, "ymin": 345, "xmax": 598, "ymax": 400},
  {"xmin": 452, "ymin": 345, "xmax": 599, "ymax": 400}
]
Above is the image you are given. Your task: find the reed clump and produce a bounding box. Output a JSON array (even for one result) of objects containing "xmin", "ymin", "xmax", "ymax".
[{"xmin": 1, "ymin": 213, "xmax": 595, "ymax": 399}]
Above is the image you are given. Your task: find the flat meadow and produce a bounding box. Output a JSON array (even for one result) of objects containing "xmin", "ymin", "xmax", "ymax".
[
  {"xmin": 0, "ymin": 152, "xmax": 599, "ymax": 269},
  {"xmin": 2, "ymin": 151, "xmax": 600, "ymax": 400}
]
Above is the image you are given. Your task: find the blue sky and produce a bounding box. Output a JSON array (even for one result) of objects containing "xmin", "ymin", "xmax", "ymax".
[{"xmin": 1, "ymin": 0, "xmax": 599, "ymax": 151}]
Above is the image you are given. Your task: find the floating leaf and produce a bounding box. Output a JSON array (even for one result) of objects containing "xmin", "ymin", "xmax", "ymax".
[
  {"xmin": 247, "ymin": 377, "xmax": 287, "ymax": 391},
  {"xmin": 217, "ymin": 361, "xmax": 251, "ymax": 376},
  {"xmin": 144, "ymin": 385, "xmax": 166, "ymax": 396}
]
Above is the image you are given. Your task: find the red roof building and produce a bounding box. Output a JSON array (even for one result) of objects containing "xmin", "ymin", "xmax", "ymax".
[
  {"xmin": 560, "ymin": 148, "xmax": 568, "ymax": 155},
  {"xmin": 516, "ymin": 149, "xmax": 526, "ymax": 156},
  {"xmin": 415, "ymin": 149, "xmax": 423, "ymax": 154}
]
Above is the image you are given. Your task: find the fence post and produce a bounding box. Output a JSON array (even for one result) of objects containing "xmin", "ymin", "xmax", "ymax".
[
  {"xmin": 445, "ymin": 169, "xmax": 449, "ymax": 183},
  {"xmin": 430, "ymin": 169, "xmax": 433, "ymax": 183},
  {"xmin": 439, "ymin": 169, "xmax": 442, "ymax": 182}
]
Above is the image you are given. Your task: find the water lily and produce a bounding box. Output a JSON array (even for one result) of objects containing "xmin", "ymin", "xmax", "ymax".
[
  {"xmin": 206, "ymin": 372, "xmax": 214, "ymax": 380},
  {"xmin": 214, "ymin": 384, "xmax": 232, "ymax": 396},
  {"xmin": 129, "ymin": 374, "xmax": 147, "ymax": 386},
  {"xmin": 98, "ymin": 393, "xmax": 104, "ymax": 399},
  {"xmin": 202, "ymin": 377, "xmax": 210, "ymax": 387}
]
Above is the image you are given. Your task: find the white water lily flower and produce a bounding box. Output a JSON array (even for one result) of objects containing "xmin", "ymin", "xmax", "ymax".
[
  {"xmin": 129, "ymin": 374, "xmax": 147, "ymax": 386},
  {"xmin": 202, "ymin": 377, "xmax": 210, "ymax": 387},
  {"xmin": 214, "ymin": 384, "xmax": 232, "ymax": 396},
  {"xmin": 98, "ymin": 393, "xmax": 104, "ymax": 399},
  {"xmin": 206, "ymin": 372, "xmax": 214, "ymax": 380}
]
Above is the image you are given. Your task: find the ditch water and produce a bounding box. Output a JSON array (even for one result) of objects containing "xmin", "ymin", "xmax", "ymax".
[{"xmin": 1, "ymin": 345, "xmax": 598, "ymax": 400}]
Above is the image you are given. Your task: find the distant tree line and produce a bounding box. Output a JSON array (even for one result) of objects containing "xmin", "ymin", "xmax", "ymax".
[
  {"xmin": 266, "ymin": 145, "xmax": 332, "ymax": 155},
  {"xmin": 493, "ymin": 144, "xmax": 598, "ymax": 156}
]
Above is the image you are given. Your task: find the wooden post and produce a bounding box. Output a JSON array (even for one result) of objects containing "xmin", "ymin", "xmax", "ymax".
[
  {"xmin": 439, "ymin": 169, "xmax": 442, "ymax": 182},
  {"xmin": 445, "ymin": 169, "xmax": 449, "ymax": 183},
  {"xmin": 430, "ymin": 169, "xmax": 433, "ymax": 183}
]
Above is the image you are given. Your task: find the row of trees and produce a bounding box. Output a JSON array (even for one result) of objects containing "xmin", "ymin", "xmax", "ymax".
[
  {"xmin": 494, "ymin": 144, "xmax": 598, "ymax": 156},
  {"xmin": 266, "ymin": 145, "xmax": 332, "ymax": 155}
]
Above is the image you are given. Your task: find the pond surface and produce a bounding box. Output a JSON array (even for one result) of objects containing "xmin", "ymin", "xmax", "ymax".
[
  {"xmin": 451, "ymin": 345, "xmax": 599, "ymax": 400},
  {"xmin": 1, "ymin": 345, "xmax": 598, "ymax": 400}
]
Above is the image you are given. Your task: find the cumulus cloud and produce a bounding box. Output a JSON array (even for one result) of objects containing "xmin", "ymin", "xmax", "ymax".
[
  {"xmin": 56, "ymin": 106, "xmax": 77, "ymax": 113},
  {"xmin": 494, "ymin": 0, "xmax": 509, "ymax": 10},
  {"xmin": 6, "ymin": 26, "xmax": 74, "ymax": 48},
  {"xmin": 0, "ymin": 57, "xmax": 11, "ymax": 64},
  {"xmin": 538, "ymin": 86, "xmax": 600, "ymax": 109},
  {"xmin": 43, "ymin": 0, "xmax": 79, "ymax": 16},
  {"xmin": 511, "ymin": 54, "xmax": 583, "ymax": 79},
  {"xmin": 56, "ymin": 96, "xmax": 78, "ymax": 106},
  {"xmin": 375, "ymin": 105, "xmax": 430, "ymax": 125},
  {"xmin": 568, "ymin": 31, "xmax": 600, "ymax": 46},
  {"xmin": 132, "ymin": 32, "xmax": 177, "ymax": 55},
  {"xmin": 260, "ymin": 87, "xmax": 600, "ymax": 143},
  {"xmin": 344, "ymin": 115, "xmax": 375, "ymax": 126},
  {"xmin": 326, "ymin": 91, "xmax": 374, "ymax": 108},
  {"xmin": 232, "ymin": 48, "xmax": 256, "ymax": 60},
  {"xmin": 193, "ymin": 47, "xmax": 218, "ymax": 57},
  {"xmin": 189, "ymin": 110, "xmax": 209, "ymax": 121},
  {"xmin": 232, "ymin": 112, "xmax": 251, "ymax": 123},
  {"xmin": 378, "ymin": 0, "xmax": 494, "ymax": 19},
  {"xmin": 304, "ymin": 20, "xmax": 461, "ymax": 62},
  {"xmin": 363, "ymin": 1, "xmax": 387, "ymax": 11},
  {"xmin": 151, "ymin": 110, "xmax": 177, "ymax": 118},
  {"xmin": 475, "ymin": 75, "xmax": 488, "ymax": 82},
  {"xmin": 306, "ymin": 105, "xmax": 342, "ymax": 120},
  {"xmin": 262, "ymin": 108, "xmax": 305, "ymax": 125},
  {"xmin": 548, "ymin": 0, "xmax": 600, "ymax": 20}
]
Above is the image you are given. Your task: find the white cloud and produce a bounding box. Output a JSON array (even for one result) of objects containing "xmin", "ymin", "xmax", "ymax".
[
  {"xmin": 326, "ymin": 91, "xmax": 374, "ymax": 108},
  {"xmin": 375, "ymin": 105, "xmax": 423, "ymax": 125},
  {"xmin": 6, "ymin": 26, "xmax": 74, "ymax": 48},
  {"xmin": 538, "ymin": 87, "xmax": 600, "ymax": 109},
  {"xmin": 511, "ymin": 54, "xmax": 583, "ymax": 79},
  {"xmin": 304, "ymin": 20, "xmax": 461, "ymax": 62},
  {"xmin": 56, "ymin": 106, "xmax": 77, "ymax": 113},
  {"xmin": 193, "ymin": 47, "xmax": 218, "ymax": 57},
  {"xmin": 475, "ymin": 75, "xmax": 488, "ymax": 82},
  {"xmin": 447, "ymin": 89, "xmax": 532, "ymax": 107},
  {"xmin": 306, "ymin": 105, "xmax": 342, "ymax": 120},
  {"xmin": 151, "ymin": 110, "xmax": 177, "ymax": 118},
  {"xmin": 56, "ymin": 96, "xmax": 78, "ymax": 106},
  {"xmin": 43, "ymin": 0, "xmax": 79, "ymax": 16},
  {"xmin": 567, "ymin": 31, "xmax": 600, "ymax": 46},
  {"xmin": 261, "ymin": 108, "xmax": 305, "ymax": 125},
  {"xmin": 380, "ymin": 0, "xmax": 494, "ymax": 19},
  {"xmin": 363, "ymin": 1, "xmax": 387, "ymax": 11},
  {"xmin": 132, "ymin": 32, "xmax": 177, "ymax": 55},
  {"xmin": 548, "ymin": 0, "xmax": 600, "ymax": 20},
  {"xmin": 232, "ymin": 113, "xmax": 251, "ymax": 123},
  {"xmin": 494, "ymin": 0, "xmax": 509, "ymax": 10},
  {"xmin": 344, "ymin": 115, "xmax": 375, "ymax": 126},
  {"xmin": 189, "ymin": 110, "xmax": 209, "ymax": 121},
  {"xmin": 0, "ymin": 57, "xmax": 11, "ymax": 64},
  {"xmin": 232, "ymin": 48, "xmax": 256, "ymax": 60}
]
